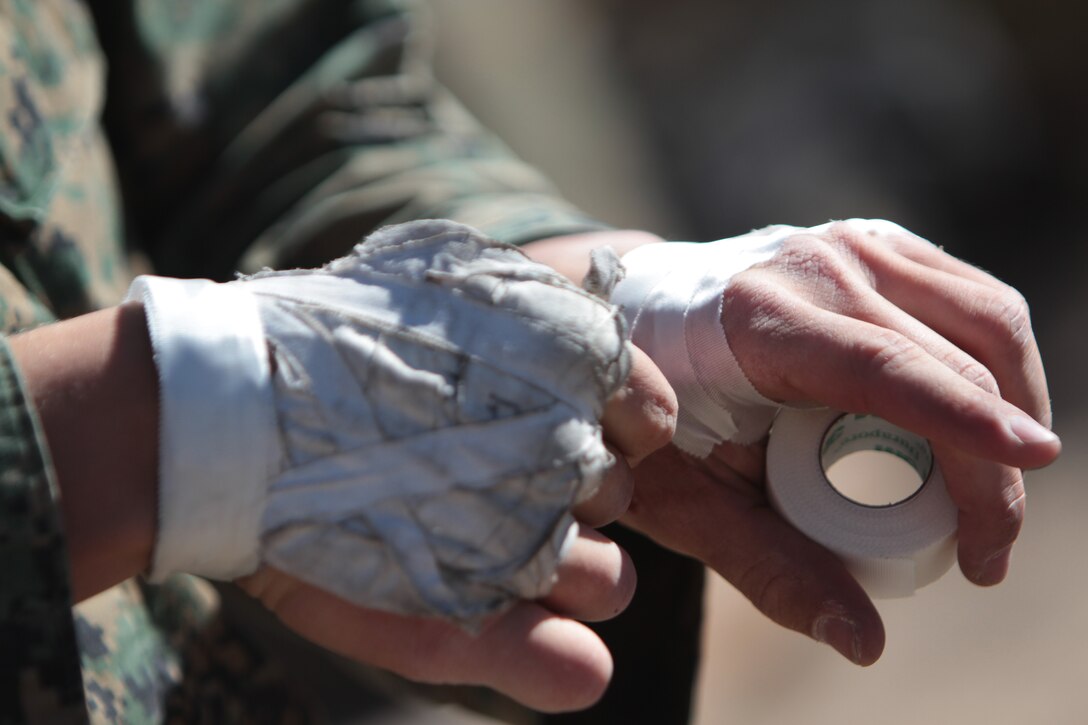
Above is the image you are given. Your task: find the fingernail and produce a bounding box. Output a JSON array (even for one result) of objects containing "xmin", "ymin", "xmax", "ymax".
[
  {"xmin": 813, "ymin": 611, "xmax": 862, "ymax": 664},
  {"xmin": 1009, "ymin": 415, "xmax": 1059, "ymax": 446}
]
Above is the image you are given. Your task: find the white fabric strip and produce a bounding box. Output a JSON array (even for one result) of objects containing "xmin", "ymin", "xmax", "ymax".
[
  {"xmin": 612, "ymin": 228, "xmax": 790, "ymax": 456},
  {"xmin": 126, "ymin": 276, "xmax": 278, "ymax": 581}
]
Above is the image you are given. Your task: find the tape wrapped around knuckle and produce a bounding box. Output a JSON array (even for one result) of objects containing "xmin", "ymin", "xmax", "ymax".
[{"xmin": 132, "ymin": 219, "xmax": 630, "ymax": 626}]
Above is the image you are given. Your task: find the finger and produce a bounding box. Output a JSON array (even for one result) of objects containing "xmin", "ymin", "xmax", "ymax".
[
  {"xmin": 777, "ymin": 262, "xmax": 1006, "ymax": 400},
  {"xmin": 874, "ymin": 228, "xmax": 1009, "ymax": 291},
  {"xmin": 839, "ymin": 218, "xmax": 996, "ymax": 286},
  {"xmin": 539, "ymin": 524, "xmax": 636, "ymax": 622},
  {"xmin": 757, "ymin": 227, "xmax": 1052, "ymax": 429},
  {"xmin": 801, "ymin": 222, "xmax": 1051, "ymax": 426},
  {"xmin": 573, "ymin": 444, "xmax": 635, "ymax": 527},
  {"xmin": 623, "ymin": 445, "xmax": 884, "ymax": 665},
  {"xmin": 601, "ymin": 343, "xmax": 677, "ymax": 466},
  {"xmin": 732, "ymin": 289, "xmax": 1059, "ymax": 469},
  {"xmin": 270, "ymin": 576, "xmax": 613, "ymax": 713},
  {"xmin": 862, "ymin": 247, "xmax": 1052, "ymax": 427},
  {"xmin": 932, "ymin": 445, "xmax": 1026, "ymax": 586}
]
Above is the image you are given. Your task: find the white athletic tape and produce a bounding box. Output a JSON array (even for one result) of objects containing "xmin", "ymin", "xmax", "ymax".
[
  {"xmin": 611, "ymin": 228, "xmax": 790, "ymax": 456},
  {"xmin": 127, "ymin": 277, "xmax": 278, "ymax": 581},
  {"xmin": 767, "ymin": 409, "xmax": 958, "ymax": 597}
]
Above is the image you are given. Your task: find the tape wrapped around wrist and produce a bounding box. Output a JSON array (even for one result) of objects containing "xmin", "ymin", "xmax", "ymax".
[
  {"xmin": 611, "ymin": 226, "xmax": 796, "ymax": 457},
  {"xmin": 126, "ymin": 277, "xmax": 278, "ymax": 581},
  {"xmin": 767, "ymin": 409, "xmax": 958, "ymax": 597}
]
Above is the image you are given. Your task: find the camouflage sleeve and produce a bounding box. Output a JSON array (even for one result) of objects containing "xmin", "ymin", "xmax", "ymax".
[
  {"xmin": 0, "ymin": 337, "xmax": 87, "ymax": 725},
  {"xmin": 89, "ymin": 0, "xmax": 610, "ymax": 282}
]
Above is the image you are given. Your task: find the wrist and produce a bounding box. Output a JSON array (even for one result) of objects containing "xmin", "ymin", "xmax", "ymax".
[
  {"xmin": 126, "ymin": 276, "xmax": 276, "ymax": 582},
  {"xmin": 10, "ymin": 303, "xmax": 159, "ymax": 601},
  {"xmin": 521, "ymin": 229, "xmax": 664, "ymax": 284},
  {"xmin": 610, "ymin": 230, "xmax": 786, "ymax": 456}
]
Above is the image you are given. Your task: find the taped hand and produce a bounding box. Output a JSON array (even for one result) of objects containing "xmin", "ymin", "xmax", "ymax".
[
  {"xmin": 612, "ymin": 218, "xmax": 1060, "ymax": 664},
  {"xmin": 130, "ymin": 220, "xmax": 676, "ymax": 711}
]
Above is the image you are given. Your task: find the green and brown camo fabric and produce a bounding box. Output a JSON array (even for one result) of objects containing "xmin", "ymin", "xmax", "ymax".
[{"xmin": 0, "ymin": 1, "xmax": 607, "ymax": 722}]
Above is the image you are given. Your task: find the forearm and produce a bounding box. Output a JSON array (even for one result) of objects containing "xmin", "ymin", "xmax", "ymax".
[{"xmin": 10, "ymin": 303, "xmax": 158, "ymax": 602}]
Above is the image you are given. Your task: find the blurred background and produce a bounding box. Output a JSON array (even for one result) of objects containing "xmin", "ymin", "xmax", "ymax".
[{"xmin": 426, "ymin": 0, "xmax": 1087, "ymax": 722}]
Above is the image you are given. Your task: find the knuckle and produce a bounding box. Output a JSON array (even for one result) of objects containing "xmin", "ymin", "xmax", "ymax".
[
  {"xmin": 986, "ymin": 288, "xmax": 1034, "ymax": 356},
  {"xmin": 840, "ymin": 218, "xmax": 912, "ymax": 241},
  {"xmin": 779, "ymin": 234, "xmax": 839, "ymax": 271},
  {"xmin": 778, "ymin": 230, "xmax": 873, "ymax": 294},
  {"xmin": 613, "ymin": 351, "xmax": 679, "ymax": 461},
  {"xmin": 947, "ymin": 355, "xmax": 1000, "ymax": 396},
  {"xmin": 737, "ymin": 552, "xmax": 798, "ymax": 622},
  {"xmin": 638, "ymin": 405, "xmax": 678, "ymax": 454},
  {"xmin": 617, "ymin": 382, "xmax": 679, "ymax": 457},
  {"xmin": 826, "ymin": 219, "xmax": 900, "ymax": 259},
  {"xmin": 849, "ymin": 329, "xmax": 924, "ymax": 412},
  {"xmin": 962, "ymin": 464, "xmax": 1027, "ymax": 552},
  {"xmin": 827, "ymin": 220, "xmax": 869, "ymax": 248},
  {"xmin": 988, "ymin": 483, "xmax": 1026, "ymax": 549},
  {"xmin": 852, "ymin": 328, "xmax": 915, "ymax": 380}
]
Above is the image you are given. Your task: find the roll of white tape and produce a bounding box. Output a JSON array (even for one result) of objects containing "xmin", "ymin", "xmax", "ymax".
[{"xmin": 766, "ymin": 409, "xmax": 958, "ymax": 598}]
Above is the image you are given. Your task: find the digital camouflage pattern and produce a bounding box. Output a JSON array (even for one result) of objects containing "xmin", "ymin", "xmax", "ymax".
[
  {"xmin": 0, "ymin": 0, "xmax": 607, "ymax": 722},
  {"xmin": 0, "ymin": 338, "xmax": 83, "ymax": 723}
]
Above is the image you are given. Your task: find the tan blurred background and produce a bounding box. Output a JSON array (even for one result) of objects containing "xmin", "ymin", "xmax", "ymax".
[{"xmin": 427, "ymin": 1, "xmax": 1088, "ymax": 723}]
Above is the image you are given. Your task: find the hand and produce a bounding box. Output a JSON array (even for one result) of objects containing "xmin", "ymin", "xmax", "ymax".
[
  {"xmin": 614, "ymin": 219, "xmax": 1060, "ymax": 664},
  {"xmin": 130, "ymin": 219, "xmax": 651, "ymax": 624},
  {"xmin": 721, "ymin": 220, "xmax": 1058, "ymax": 577},
  {"xmin": 137, "ymin": 219, "xmax": 676, "ymax": 711},
  {"xmin": 238, "ymin": 349, "xmax": 677, "ymax": 712}
]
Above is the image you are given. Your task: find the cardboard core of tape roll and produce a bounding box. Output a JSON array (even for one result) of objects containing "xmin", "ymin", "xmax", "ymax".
[{"xmin": 767, "ymin": 409, "xmax": 958, "ymax": 598}]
